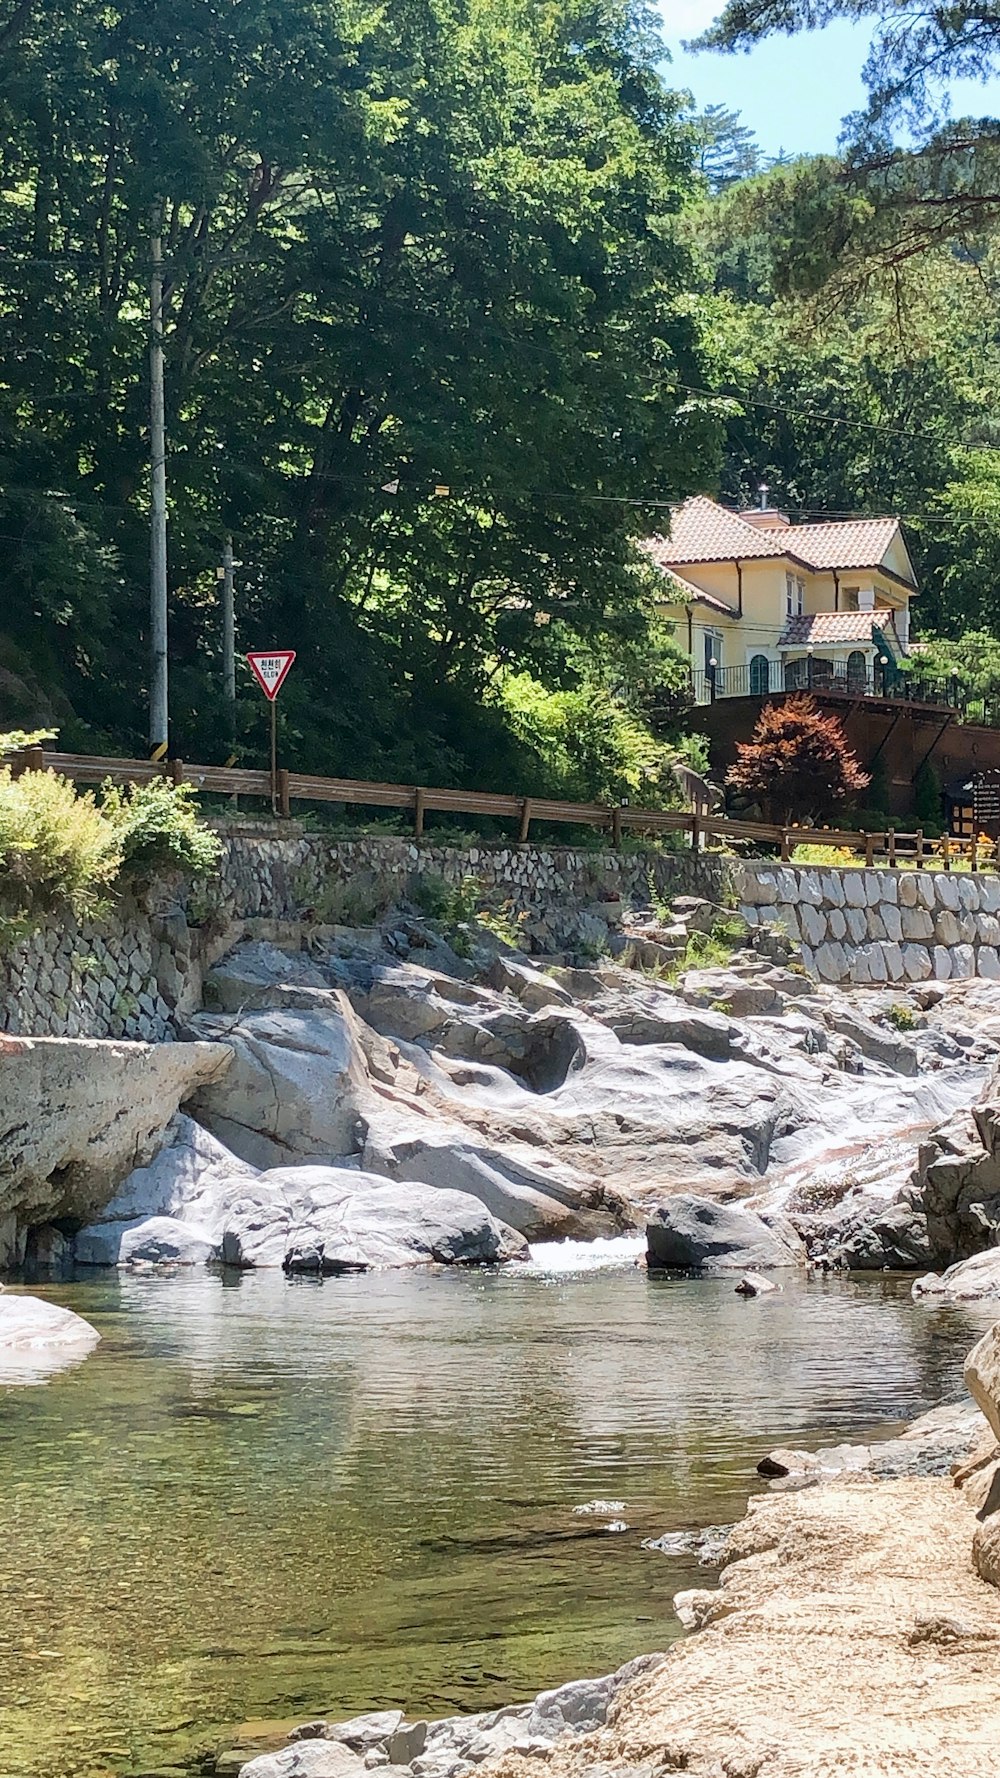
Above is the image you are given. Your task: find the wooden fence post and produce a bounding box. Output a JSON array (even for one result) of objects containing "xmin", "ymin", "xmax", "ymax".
[
  {"xmin": 169, "ymin": 757, "xmax": 184, "ymax": 786},
  {"xmin": 942, "ymin": 834, "xmax": 951, "ymax": 872},
  {"xmin": 277, "ymin": 768, "xmax": 291, "ymax": 819},
  {"xmin": 864, "ymin": 832, "xmax": 874, "ymax": 869},
  {"xmin": 779, "ymin": 827, "xmax": 790, "ymax": 862},
  {"xmin": 414, "ymin": 786, "xmax": 426, "ymax": 838},
  {"xmin": 971, "ymin": 830, "xmax": 979, "ymax": 873},
  {"xmin": 9, "ymin": 744, "xmax": 45, "ymax": 779},
  {"xmin": 888, "ymin": 828, "xmax": 897, "ymax": 869},
  {"xmin": 611, "ymin": 806, "xmax": 623, "ymax": 850},
  {"xmin": 518, "ymin": 797, "xmax": 533, "ymax": 844},
  {"xmin": 915, "ymin": 829, "xmax": 924, "ymax": 869}
]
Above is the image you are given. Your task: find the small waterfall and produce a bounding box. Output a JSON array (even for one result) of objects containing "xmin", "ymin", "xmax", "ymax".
[{"xmin": 526, "ymin": 1234, "xmax": 646, "ymax": 1273}]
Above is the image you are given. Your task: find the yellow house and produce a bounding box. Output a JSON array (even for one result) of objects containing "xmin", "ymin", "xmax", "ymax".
[{"xmin": 642, "ymin": 496, "xmax": 918, "ymax": 702}]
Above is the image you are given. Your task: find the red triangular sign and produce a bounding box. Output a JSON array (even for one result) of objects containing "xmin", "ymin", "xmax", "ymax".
[{"xmin": 246, "ymin": 650, "xmax": 296, "ymax": 701}]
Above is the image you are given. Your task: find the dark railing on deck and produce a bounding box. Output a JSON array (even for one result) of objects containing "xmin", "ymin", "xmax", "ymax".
[{"xmin": 691, "ymin": 660, "xmax": 976, "ymax": 713}]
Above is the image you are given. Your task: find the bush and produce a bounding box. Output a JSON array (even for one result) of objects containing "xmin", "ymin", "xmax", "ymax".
[
  {"xmin": 913, "ymin": 760, "xmax": 943, "ymax": 828},
  {"xmin": 0, "ymin": 765, "xmax": 122, "ymax": 927},
  {"xmin": 726, "ymin": 696, "xmax": 869, "ymax": 824},
  {"xmin": 100, "ymin": 779, "xmax": 222, "ymax": 876}
]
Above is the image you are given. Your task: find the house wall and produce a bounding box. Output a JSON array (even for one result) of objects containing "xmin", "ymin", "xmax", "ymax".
[{"xmin": 661, "ymin": 554, "xmax": 913, "ymax": 680}]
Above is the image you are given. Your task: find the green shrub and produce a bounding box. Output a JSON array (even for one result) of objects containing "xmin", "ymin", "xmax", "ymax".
[
  {"xmin": 100, "ymin": 779, "xmax": 222, "ymax": 876},
  {"xmin": 913, "ymin": 761, "xmax": 943, "ymax": 829},
  {"xmin": 409, "ymin": 872, "xmax": 454, "ymax": 919},
  {"xmin": 0, "ymin": 765, "xmax": 123, "ymax": 926},
  {"xmin": 885, "ymin": 1002, "xmax": 917, "ymax": 1032},
  {"xmin": 304, "ymin": 870, "xmax": 399, "ymax": 926}
]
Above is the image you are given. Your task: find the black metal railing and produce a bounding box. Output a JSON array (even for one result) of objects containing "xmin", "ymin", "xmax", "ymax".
[{"xmin": 690, "ymin": 660, "xmax": 982, "ymax": 715}]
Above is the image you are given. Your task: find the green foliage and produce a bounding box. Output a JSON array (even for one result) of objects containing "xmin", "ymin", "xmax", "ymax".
[
  {"xmin": 689, "ymin": 105, "xmax": 764, "ymax": 193},
  {"xmin": 0, "ymin": 0, "xmax": 721, "ymax": 788},
  {"xmin": 790, "ymin": 842, "xmax": 859, "ymax": 866},
  {"xmin": 727, "ymin": 697, "xmax": 870, "ymax": 825},
  {"xmin": 100, "ymin": 780, "xmax": 222, "ymax": 876},
  {"xmin": 0, "ymin": 730, "xmax": 56, "ymax": 755},
  {"xmin": 913, "ymin": 761, "xmax": 943, "ymax": 828},
  {"xmin": 885, "ymin": 1003, "xmax": 917, "ymax": 1032},
  {"xmin": 909, "ymin": 632, "xmax": 1000, "ymax": 702},
  {"xmin": 0, "ymin": 767, "xmax": 122, "ymax": 926},
  {"xmin": 408, "ymin": 873, "xmax": 455, "ymax": 921},
  {"xmin": 301, "ymin": 870, "xmax": 400, "ymax": 927}
]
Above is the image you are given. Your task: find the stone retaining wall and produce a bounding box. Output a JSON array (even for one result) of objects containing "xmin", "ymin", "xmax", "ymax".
[
  {"xmin": 0, "ymin": 836, "xmax": 730, "ymax": 1038},
  {"xmin": 736, "ymin": 863, "xmax": 1000, "ymax": 985}
]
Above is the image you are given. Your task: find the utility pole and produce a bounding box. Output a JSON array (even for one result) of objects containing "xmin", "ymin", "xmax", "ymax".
[
  {"xmin": 221, "ymin": 535, "xmax": 236, "ymax": 708},
  {"xmin": 148, "ymin": 209, "xmax": 169, "ymax": 753}
]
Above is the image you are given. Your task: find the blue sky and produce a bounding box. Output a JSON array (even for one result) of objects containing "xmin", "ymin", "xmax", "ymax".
[{"xmin": 659, "ymin": 1, "xmax": 1000, "ymax": 158}]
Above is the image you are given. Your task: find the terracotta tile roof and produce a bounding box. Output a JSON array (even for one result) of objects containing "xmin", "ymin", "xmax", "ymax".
[
  {"xmin": 643, "ymin": 497, "xmax": 915, "ymax": 584},
  {"xmin": 643, "ymin": 560, "xmax": 737, "ymax": 616},
  {"xmin": 778, "ymin": 610, "xmax": 899, "ymax": 647},
  {"xmin": 644, "ymin": 497, "xmax": 790, "ymax": 565},
  {"xmin": 783, "ymin": 517, "xmax": 905, "ymax": 574}
]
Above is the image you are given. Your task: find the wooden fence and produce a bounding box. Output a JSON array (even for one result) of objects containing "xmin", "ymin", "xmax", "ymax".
[{"xmin": 4, "ymin": 745, "xmax": 986, "ymax": 870}]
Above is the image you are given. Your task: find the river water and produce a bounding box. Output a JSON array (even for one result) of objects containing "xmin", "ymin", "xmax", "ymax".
[{"xmin": 0, "ymin": 1256, "xmax": 994, "ymax": 1778}]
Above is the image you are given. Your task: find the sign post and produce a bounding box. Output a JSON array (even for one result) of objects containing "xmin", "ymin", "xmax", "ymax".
[{"xmin": 246, "ymin": 651, "xmax": 296, "ymax": 814}]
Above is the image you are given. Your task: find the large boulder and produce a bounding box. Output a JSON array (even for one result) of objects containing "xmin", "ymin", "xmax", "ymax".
[
  {"xmin": 184, "ymin": 1004, "xmax": 372, "ymax": 1169},
  {"xmin": 912, "ymin": 1081, "xmax": 1000, "ymax": 1263},
  {"xmin": 965, "ymin": 1324, "xmax": 1000, "ymax": 1443},
  {"xmin": 645, "ymin": 1194, "xmax": 805, "ymax": 1272},
  {"xmin": 73, "ymin": 1114, "xmax": 259, "ymax": 1266},
  {"xmin": 219, "ymin": 1168, "xmax": 528, "ymax": 1273},
  {"xmin": 0, "ymin": 1034, "xmax": 229, "ymax": 1268}
]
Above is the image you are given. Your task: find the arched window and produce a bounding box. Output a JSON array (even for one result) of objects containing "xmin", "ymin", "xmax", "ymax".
[
  {"xmin": 784, "ymin": 657, "xmax": 808, "ymax": 691},
  {"xmin": 749, "ymin": 654, "xmax": 769, "ymax": 695},
  {"xmin": 846, "ymin": 650, "xmax": 867, "ymax": 693}
]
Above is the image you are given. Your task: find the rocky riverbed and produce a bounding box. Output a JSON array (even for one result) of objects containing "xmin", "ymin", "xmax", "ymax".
[
  {"xmin": 6, "ymin": 898, "xmax": 1000, "ymax": 1288},
  {"xmin": 8, "ymin": 895, "xmax": 1000, "ymax": 1775}
]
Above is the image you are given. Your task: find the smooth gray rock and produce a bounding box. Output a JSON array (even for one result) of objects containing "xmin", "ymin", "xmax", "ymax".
[
  {"xmin": 734, "ymin": 1271, "xmax": 781, "ymax": 1295},
  {"xmin": 645, "ymin": 1195, "xmax": 805, "ymax": 1272},
  {"xmin": 240, "ymin": 1741, "xmax": 367, "ymax": 1778},
  {"xmin": 913, "ymin": 1248, "xmax": 1000, "ymax": 1301},
  {"xmin": 0, "ymin": 1292, "xmax": 99, "ymax": 1352},
  {"xmin": 222, "ymin": 1168, "xmax": 529, "ymax": 1272},
  {"xmin": 75, "ymin": 1213, "xmax": 216, "ymax": 1267},
  {"xmin": 0, "ymin": 1292, "xmax": 100, "ymax": 1382}
]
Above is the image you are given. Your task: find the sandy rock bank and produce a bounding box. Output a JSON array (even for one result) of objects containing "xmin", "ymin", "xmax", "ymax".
[{"xmin": 486, "ymin": 1477, "xmax": 1000, "ymax": 1778}]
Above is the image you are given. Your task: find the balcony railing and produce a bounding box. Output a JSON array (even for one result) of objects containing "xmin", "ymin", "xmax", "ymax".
[{"xmin": 691, "ymin": 660, "xmax": 973, "ymax": 712}]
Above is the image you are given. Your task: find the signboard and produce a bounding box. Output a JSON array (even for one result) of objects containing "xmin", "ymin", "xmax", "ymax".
[{"xmin": 246, "ymin": 650, "xmax": 295, "ymax": 701}]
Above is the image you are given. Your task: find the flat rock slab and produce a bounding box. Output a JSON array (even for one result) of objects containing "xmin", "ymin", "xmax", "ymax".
[{"xmin": 0, "ymin": 1292, "xmax": 100, "ymax": 1384}]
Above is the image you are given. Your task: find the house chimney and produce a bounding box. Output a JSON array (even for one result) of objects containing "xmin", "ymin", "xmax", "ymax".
[{"xmin": 739, "ymin": 506, "xmax": 791, "ymax": 531}]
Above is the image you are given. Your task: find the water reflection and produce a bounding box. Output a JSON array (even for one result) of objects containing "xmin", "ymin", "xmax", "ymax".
[{"xmin": 0, "ymin": 1266, "xmax": 993, "ymax": 1778}]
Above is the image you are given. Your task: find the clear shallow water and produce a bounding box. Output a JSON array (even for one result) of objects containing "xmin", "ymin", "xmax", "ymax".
[{"xmin": 0, "ymin": 1264, "xmax": 994, "ymax": 1778}]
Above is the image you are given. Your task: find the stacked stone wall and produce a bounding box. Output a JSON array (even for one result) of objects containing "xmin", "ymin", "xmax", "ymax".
[
  {"xmin": 0, "ymin": 836, "xmax": 732, "ymax": 1038},
  {"xmin": 737, "ymin": 864, "xmax": 1000, "ymax": 985}
]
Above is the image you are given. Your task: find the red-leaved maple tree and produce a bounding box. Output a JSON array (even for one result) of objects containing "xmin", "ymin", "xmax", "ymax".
[{"xmin": 726, "ymin": 696, "xmax": 870, "ymax": 824}]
